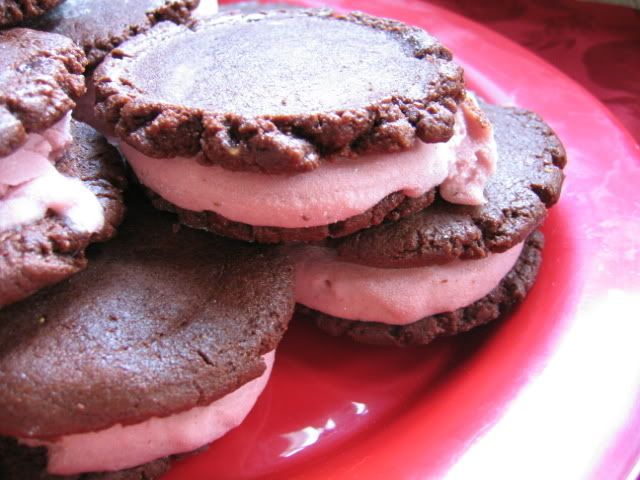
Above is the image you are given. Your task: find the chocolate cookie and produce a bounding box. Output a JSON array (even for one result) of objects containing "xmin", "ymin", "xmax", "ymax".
[
  {"xmin": 0, "ymin": 437, "xmax": 172, "ymax": 480},
  {"xmin": 332, "ymin": 102, "xmax": 566, "ymax": 268},
  {"xmin": 0, "ymin": 0, "xmax": 63, "ymax": 27},
  {"xmin": 303, "ymin": 230, "xmax": 543, "ymax": 347},
  {"xmin": 94, "ymin": 9, "xmax": 465, "ymax": 174},
  {"xmin": 0, "ymin": 27, "xmax": 86, "ymax": 156},
  {"xmin": 151, "ymin": 188, "xmax": 436, "ymax": 243},
  {"xmin": 0, "ymin": 192, "xmax": 294, "ymax": 439},
  {"xmin": 0, "ymin": 119, "xmax": 126, "ymax": 308},
  {"xmin": 27, "ymin": 0, "xmax": 200, "ymax": 69}
]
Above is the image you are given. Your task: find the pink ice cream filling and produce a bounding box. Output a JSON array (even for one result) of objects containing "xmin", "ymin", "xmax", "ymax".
[
  {"xmin": 22, "ymin": 351, "xmax": 275, "ymax": 475},
  {"xmin": 121, "ymin": 95, "xmax": 497, "ymax": 229},
  {"xmin": 0, "ymin": 113, "xmax": 104, "ymax": 233},
  {"xmin": 293, "ymin": 244, "xmax": 524, "ymax": 325}
]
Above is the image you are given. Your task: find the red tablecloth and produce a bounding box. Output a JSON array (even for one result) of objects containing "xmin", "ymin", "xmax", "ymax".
[{"xmin": 427, "ymin": 0, "xmax": 640, "ymax": 145}]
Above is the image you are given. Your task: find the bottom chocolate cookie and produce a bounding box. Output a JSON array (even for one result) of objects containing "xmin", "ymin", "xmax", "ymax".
[
  {"xmin": 299, "ymin": 231, "xmax": 543, "ymax": 347},
  {"xmin": 150, "ymin": 188, "xmax": 435, "ymax": 243}
]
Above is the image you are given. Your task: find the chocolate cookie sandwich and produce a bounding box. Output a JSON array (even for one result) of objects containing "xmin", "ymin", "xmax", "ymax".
[
  {"xmin": 93, "ymin": 10, "xmax": 502, "ymax": 243},
  {"xmin": 0, "ymin": 0, "xmax": 63, "ymax": 27},
  {"xmin": 294, "ymin": 102, "xmax": 566, "ymax": 346},
  {"xmin": 0, "ymin": 193, "xmax": 295, "ymax": 479},
  {"xmin": 0, "ymin": 28, "xmax": 125, "ymax": 308}
]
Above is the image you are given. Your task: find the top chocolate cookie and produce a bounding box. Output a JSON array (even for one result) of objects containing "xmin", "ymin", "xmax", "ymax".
[
  {"xmin": 0, "ymin": 27, "xmax": 86, "ymax": 156},
  {"xmin": 0, "ymin": 0, "xmax": 63, "ymax": 27},
  {"xmin": 95, "ymin": 9, "xmax": 465, "ymax": 173},
  {"xmin": 27, "ymin": 0, "xmax": 200, "ymax": 69}
]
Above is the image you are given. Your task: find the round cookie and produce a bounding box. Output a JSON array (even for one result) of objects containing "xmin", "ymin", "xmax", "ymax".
[
  {"xmin": 302, "ymin": 230, "xmax": 543, "ymax": 347},
  {"xmin": 331, "ymin": 102, "xmax": 567, "ymax": 268},
  {"xmin": 0, "ymin": 27, "xmax": 86, "ymax": 156},
  {"xmin": 0, "ymin": 119, "xmax": 126, "ymax": 308},
  {"xmin": 0, "ymin": 192, "xmax": 294, "ymax": 440},
  {"xmin": 0, "ymin": 0, "xmax": 63, "ymax": 27},
  {"xmin": 151, "ymin": 188, "xmax": 436, "ymax": 243},
  {"xmin": 94, "ymin": 9, "xmax": 465, "ymax": 174},
  {"xmin": 26, "ymin": 0, "xmax": 200, "ymax": 69}
]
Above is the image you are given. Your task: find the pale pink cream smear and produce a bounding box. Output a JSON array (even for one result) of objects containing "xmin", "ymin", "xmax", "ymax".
[
  {"xmin": 120, "ymin": 95, "xmax": 497, "ymax": 228},
  {"xmin": 23, "ymin": 351, "xmax": 275, "ymax": 475},
  {"xmin": 292, "ymin": 244, "xmax": 524, "ymax": 325},
  {"xmin": 0, "ymin": 113, "xmax": 104, "ymax": 233},
  {"xmin": 440, "ymin": 94, "xmax": 497, "ymax": 204}
]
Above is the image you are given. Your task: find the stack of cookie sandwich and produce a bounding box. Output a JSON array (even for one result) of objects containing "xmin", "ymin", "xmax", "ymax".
[
  {"xmin": 93, "ymin": 7, "xmax": 565, "ymax": 345},
  {"xmin": 0, "ymin": 1, "xmax": 566, "ymax": 478}
]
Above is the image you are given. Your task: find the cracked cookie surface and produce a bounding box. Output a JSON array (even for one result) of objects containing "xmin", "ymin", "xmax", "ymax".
[
  {"xmin": 94, "ymin": 9, "xmax": 465, "ymax": 174},
  {"xmin": 0, "ymin": 0, "xmax": 64, "ymax": 27},
  {"xmin": 0, "ymin": 27, "xmax": 86, "ymax": 156}
]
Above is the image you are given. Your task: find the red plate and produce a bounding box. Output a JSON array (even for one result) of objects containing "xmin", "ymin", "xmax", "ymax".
[{"xmin": 165, "ymin": 1, "xmax": 640, "ymax": 478}]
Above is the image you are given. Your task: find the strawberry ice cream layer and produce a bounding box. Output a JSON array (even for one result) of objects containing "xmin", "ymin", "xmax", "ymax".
[
  {"xmin": 0, "ymin": 113, "xmax": 104, "ymax": 233},
  {"xmin": 121, "ymin": 95, "xmax": 497, "ymax": 229},
  {"xmin": 293, "ymin": 244, "xmax": 524, "ymax": 325},
  {"xmin": 23, "ymin": 351, "xmax": 275, "ymax": 475}
]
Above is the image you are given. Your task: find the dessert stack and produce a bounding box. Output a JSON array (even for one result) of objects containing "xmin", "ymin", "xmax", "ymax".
[{"xmin": 0, "ymin": 1, "xmax": 566, "ymax": 478}]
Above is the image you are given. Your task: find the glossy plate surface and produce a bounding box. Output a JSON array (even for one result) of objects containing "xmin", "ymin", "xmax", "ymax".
[{"xmin": 166, "ymin": 1, "xmax": 640, "ymax": 478}]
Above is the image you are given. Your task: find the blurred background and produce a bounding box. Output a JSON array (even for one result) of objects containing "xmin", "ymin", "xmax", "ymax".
[{"xmin": 424, "ymin": 0, "xmax": 640, "ymax": 143}]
